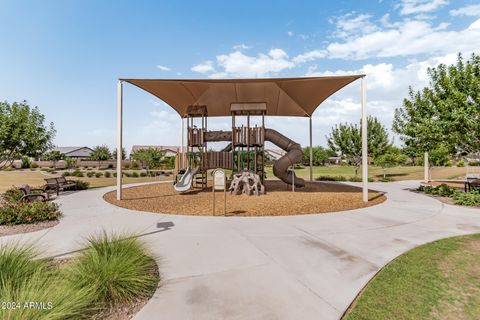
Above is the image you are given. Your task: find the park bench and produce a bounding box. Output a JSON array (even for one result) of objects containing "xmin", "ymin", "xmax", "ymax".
[
  {"xmin": 19, "ymin": 185, "xmax": 50, "ymax": 202},
  {"xmin": 466, "ymin": 178, "xmax": 480, "ymax": 192},
  {"xmin": 44, "ymin": 177, "xmax": 77, "ymax": 195}
]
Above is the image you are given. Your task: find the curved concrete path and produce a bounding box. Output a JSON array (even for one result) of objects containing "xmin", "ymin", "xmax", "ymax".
[{"xmin": 1, "ymin": 181, "xmax": 480, "ymax": 319}]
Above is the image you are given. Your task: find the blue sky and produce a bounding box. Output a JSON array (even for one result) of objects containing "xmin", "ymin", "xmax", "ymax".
[{"xmin": 1, "ymin": 0, "xmax": 480, "ymax": 152}]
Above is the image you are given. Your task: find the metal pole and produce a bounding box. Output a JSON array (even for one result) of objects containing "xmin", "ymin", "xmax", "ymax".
[
  {"xmin": 424, "ymin": 152, "xmax": 429, "ymax": 183},
  {"xmin": 361, "ymin": 77, "xmax": 368, "ymax": 203},
  {"xmin": 116, "ymin": 80, "xmax": 123, "ymax": 200},
  {"xmin": 309, "ymin": 116, "xmax": 313, "ymax": 181},
  {"xmin": 181, "ymin": 117, "xmax": 184, "ymax": 168}
]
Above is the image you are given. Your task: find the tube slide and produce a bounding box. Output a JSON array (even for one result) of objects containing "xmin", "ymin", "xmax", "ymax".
[
  {"xmin": 174, "ymin": 167, "xmax": 199, "ymax": 192},
  {"xmin": 204, "ymin": 129, "xmax": 305, "ymax": 187},
  {"xmin": 264, "ymin": 129, "xmax": 305, "ymax": 187}
]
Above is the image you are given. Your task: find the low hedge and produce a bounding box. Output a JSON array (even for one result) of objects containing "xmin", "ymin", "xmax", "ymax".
[
  {"xmin": 418, "ymin": 184, "xmax": 480, "ymax": 206},
  {"xmin": 0, "ymin": 201, "xmax": 61, "ymax": 225}
]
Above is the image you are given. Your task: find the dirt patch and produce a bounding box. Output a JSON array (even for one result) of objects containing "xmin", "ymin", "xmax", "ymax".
[
  {"xmin": 104, "ymin": 180, "xmax": 385, "ymax": 216},
  {"xmin": 0, "ymin": 220, "xmax": 59, "ymax": 237}
]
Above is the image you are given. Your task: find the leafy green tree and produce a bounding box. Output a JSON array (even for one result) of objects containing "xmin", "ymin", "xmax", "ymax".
[
  {"xmin": 130, "ymin": 148, "xmax": 165, "ymax": 174},
  {"xmin": 393, "ymin": 53, "xmax": 480, "ymax": 156},
  {"xmin": 0, "ymin": 101, "xmax": 56, "ymax": 169},
  {"xmin": 44, "ymin": 150, "xmax": 64, "ymax": 169},
  {"xmin": 112, "ymin": 147, "xmax": 126, "ymax": 160},
  {"xmin": 302, "ymin": 146, "xmax": 336, "ymax": 166},
  {"xmin": 375, "ymin": 147, "xmax": 408, "ymax": 178},
  {"xmin": 90, "ymin": 145, "xmax": 112, "ymax": 169},
  {"xmin": 65, "ymin": 157, "xmax": 77, "ymax": 171},
  {"xmin": 327, "ymin": 116, "xmax": 391, "ymax": 175}
]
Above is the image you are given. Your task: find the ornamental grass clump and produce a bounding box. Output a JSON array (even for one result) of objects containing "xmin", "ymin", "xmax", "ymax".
[{"xmin": 68, "ymin": 232, "xmax": 159, "ymax": 307}]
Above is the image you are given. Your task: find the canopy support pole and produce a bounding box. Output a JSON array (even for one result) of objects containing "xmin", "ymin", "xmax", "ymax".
[
  {"xmin": 424, "ymin": 152, "xmax": 429, "ymax": 182},
  {"xmin": 361, "ymin": 77, "xmax": 368, "ymax": 203},
  {"xmin": 181, "ymin": 117, "xmax": 184, "ymax": 168},
  {"xmin": 116, "ymin": 80, "xmax": 123, "ymax": 200},
  {"xmin": 309, "ymin": 116, "xmax": 313, "ymax": 181}
]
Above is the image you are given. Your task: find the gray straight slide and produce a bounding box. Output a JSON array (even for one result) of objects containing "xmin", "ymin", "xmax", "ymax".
[
  {"xmin": 204, "ymin": 129, "xmax": 305, "ymax": 187},
  {"xmin": 174, "ymin": 167, "xmax": 199, "ymax": 192}
]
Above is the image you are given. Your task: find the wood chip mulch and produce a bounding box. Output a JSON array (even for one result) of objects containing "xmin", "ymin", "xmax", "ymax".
[
  {"xmin": 0, "ymin": 220, "xmax": 59, "ymax": 237},
  {"xmin": 104, "ymin": 180, "xmax": 385, "ymax": 216}
]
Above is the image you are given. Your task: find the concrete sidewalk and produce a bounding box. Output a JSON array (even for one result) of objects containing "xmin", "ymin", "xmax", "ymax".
[{"xmin": 1, "ymin": 181, "xmax": 479, "ymax": 319}]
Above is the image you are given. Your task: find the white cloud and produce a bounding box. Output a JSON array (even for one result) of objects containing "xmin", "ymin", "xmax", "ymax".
[
  {"xmin": 325, "ymin": 19, "xmax": 480, "ymax": 60},
  {"xmin": 233, "ymin": 44, "xmax": 250, "ymax": 50},
  {"xmin": 398, "ymin": 0, "xmax": 448, "ymax": 15},
  {"xmin": 192, "ymin": 49, "xmax": 295, "ymax": 78},
  {"xmin": 331, "ymin": 13, "xmax": 379, "ymax": 39},
  {"xmin": 292, "ymin": 50, "xmax": 327, "ymax": 64},
  {"xmin": 450, "ymin": 4, "xmax": 480, "ymax": 17},
  {"xmin": 287, "ymin": 31, "xmax": 293, "ymax": 37},
  {"xmin": 191, "ymin": 60, "xmax": 215, "ymax": 73},
  {"xmin": 469, "ymin": 18, "xmax": 480, "ymax": 30},
  {"xmin": 156, "ymin": 65, "xmax": 171, "ymax": 71}
]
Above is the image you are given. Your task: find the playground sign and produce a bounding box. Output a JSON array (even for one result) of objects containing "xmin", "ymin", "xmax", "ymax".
[{"xmin": 212, "ymin": 169, "xmax": 226, "ymax": 216}]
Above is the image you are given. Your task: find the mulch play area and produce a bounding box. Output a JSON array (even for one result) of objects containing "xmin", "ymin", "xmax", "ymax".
[{"xmin": 104, "ymin": 181, "xmax": 385, "ymax": 216}]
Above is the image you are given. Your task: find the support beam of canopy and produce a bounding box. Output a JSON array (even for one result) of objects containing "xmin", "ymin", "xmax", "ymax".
[
  {"xmin": 116, "ymin": 80, "xmax": 123, "ymax": 200},
  {"xmin": 309, "ymin": 117, "xmax": 313, "ymax": 181},
  {"xmin": 361, "ymin": 77, "xmax": 368, "ymax": 203}
]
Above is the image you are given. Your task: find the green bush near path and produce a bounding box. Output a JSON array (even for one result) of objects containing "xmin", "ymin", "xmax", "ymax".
[
  {"xmin": 418, "ymin": 184, "xmax": 480, "ymax": 206},
  {"xmin": 343, "ymin": 234, "xmax": 480, "ymax": 320},
  {"xmin": 0, "ymin": 233, "xmax": 159, "ymax": 319}
]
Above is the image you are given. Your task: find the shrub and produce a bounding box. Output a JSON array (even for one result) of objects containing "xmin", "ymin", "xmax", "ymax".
[
  {"xmin": 379, "ymin": 177, "xmax": 395, "ymax": 182},
  {"xmin": 76, "ymin": 172, "xmax": 84, "ymax": 177},
  {"xmin": 316, "ymin": 175, "xmax": 347, "ymax": 181},
  {"xmin": 108, "ymin": 164, "xmax": 114, "ymax": 169},
  {"xmin": 0, "ymin": 244, "xmax": 45, "ymax": 292},
  {"xmin": 368, "ymin": 177, "xmax": 375, "ymax": 182},
  {"xmin": 140, "ymin": 172, "xmax": 147, "ymax": 177},
  {"xmin": 62, "ymin": 171, "xmax": 71, "ymax": 177},
  {"xmin": 457, "ymin": 160, "xmax": 465, "ymax": 167},
  {"xmin": 86, "ymin": 171, "xmax": 95, "ymax": 178},
  {"xmin": 124, "ymin": 172, "xmax": 132, "ymax": 177},
  {"xmin": 418, "ymin": 184, "xmax": 457, "ymax": 197},
  {"xmin": 75, "ymin": 180, "xmax": 90, "ymax": 190},
  {"xmin": 95, "ymin": 172, "xmax": 103, "ymax": 178},
  {"xmin": 468, "ymin": 161, "xmax": 480, "ymax": 166},
  {"xmin": 453, "ymin": 190, "xmax": 480, "ymax": 206},
  {"xmin": 29, "ymin": 162, "xmax": 39, "ymax": 169},
  {"xmin": 104, "ymin": 171, "xmax": 111, "ymax": 178},
  {"xmin": 2, "ymin": 187, "xmax": 24, "ymax": 203},
  {"xmin": 21, "ymin": 156, "xmax": 31, "ymax": 169},
  {"xmin": 131, "ymin": 162, "xmax": 139, "ymax": 170},
  {"xmin": 131, "ymin": 172, "xmax": 139, "ymax": 178},
  {"xmin": 71, "ymin": 169, "xmax": 82, "ymax": 177},
  {"xmin": 445, "ymin": 160, "xmax": 452, "ymax": 167},
  {"xmin": 0, "ymin": 201, "xmax": 62, "ymax": 225},
  {"xmin": 348, "ymin": 176, "xmax": 362, "ymax": 182},
  {"xmin": 68, "ymin": 232, "xmax": 159, "ymax": 307},
  {"xmin": 113, "ymin": 172, "xmax": 117, "ymax": 177}
]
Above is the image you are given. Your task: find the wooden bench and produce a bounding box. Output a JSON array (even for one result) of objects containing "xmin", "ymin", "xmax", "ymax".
[
  {"xmin": 44, "ymin": 177, "xmax": 77, "ymax": 195},
  {"xmin": 466, "ymin": 178, "xmax": 480, "ymax": 192},
  {"xmin": 19, "ymin": 185, "xmax": 50, "ymax": 202}
]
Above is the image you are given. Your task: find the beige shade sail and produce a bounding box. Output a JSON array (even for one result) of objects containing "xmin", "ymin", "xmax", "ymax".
[{"xmin": 122, "ymin": 75, "xmax": 364, "ymax": 117}]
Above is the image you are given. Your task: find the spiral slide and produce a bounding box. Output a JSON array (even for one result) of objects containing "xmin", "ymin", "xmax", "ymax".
[{"xmin": 264, "ymin": 128, "xmax": 305, "ymax": 187}]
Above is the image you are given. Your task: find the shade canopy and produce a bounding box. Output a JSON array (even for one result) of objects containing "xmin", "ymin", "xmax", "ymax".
[{"xmin": 122, "ymin": 75, "xmax": 364, "ymax": 117}]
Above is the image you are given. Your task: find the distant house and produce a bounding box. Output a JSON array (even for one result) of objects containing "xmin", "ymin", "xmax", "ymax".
[
  {"xmin": 130, "ymin": 145, "xmax": 181, "ymax": 157},
  {"xmin": 54, "ymin": 146, "xmax": 93, "ymax": 159},
  {"xmin": 265, "ymin": 149, "xmax": 286, "ymax": 161}
]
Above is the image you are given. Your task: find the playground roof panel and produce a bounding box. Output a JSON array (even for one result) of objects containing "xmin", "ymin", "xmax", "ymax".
[{"xmin": 122, "ymin": 75, "xmax": 364, "ymax": 117}]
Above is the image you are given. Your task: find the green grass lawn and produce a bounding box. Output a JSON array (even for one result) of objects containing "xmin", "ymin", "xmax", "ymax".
[{"xmin": 343, "ymin": 234, "xmax": 480, "ymax": 320}]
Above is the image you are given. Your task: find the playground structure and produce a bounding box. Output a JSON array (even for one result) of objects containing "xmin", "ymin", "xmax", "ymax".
[
  {"xmin": 174, "ymin": 102, "xmax": 306, "ymax": 193},
  {"xmin": 116, "ymin": 76, "xmax": 369, "ymax": 202}
]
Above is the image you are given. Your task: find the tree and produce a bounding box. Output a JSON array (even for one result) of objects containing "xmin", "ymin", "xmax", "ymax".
[
  {"xmin": 90, "ymin": 145, "xmax": 111, "ymax": 169},
  {"xmin": 375, "ymin": 147, "xmax": 408, "ymax": 178},
  {"xmin": 303, "ymin": 146, "xmax": 336, "ymax": 166},
  {"xmin": 130, "ymin": 148, "xmax": 165, "ymax": 174},
  {"xmin": 327, "ymin": 116, "xmax": 391, "ymax": 175},
  {"xmin": 44, "ymin": 150, "xmax": 64, "ymax": 169},
  {"xmin": 112, "ymin": 147, "xmax": 126, "ymax": 160},
  {"xmin": 0, "ymin": 101, "xmax": 56, "ymax": 169},
  {"xmin": 64, "ymin": 157, "xmax": 77, "ymax": 171},
  {"xmin": 393, "ymin": 53, "xmax": 480, "ymax": 157}
]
